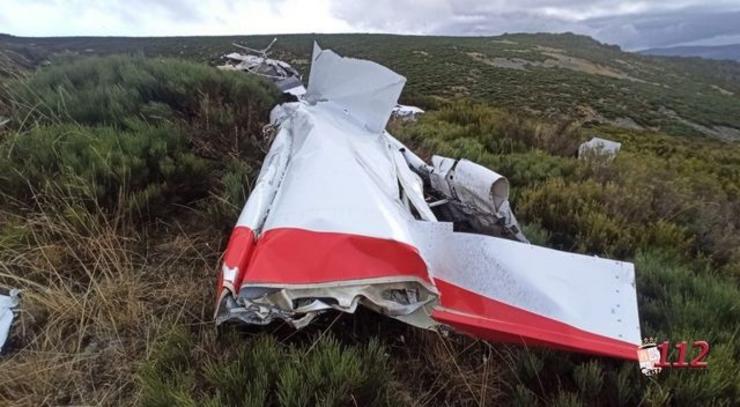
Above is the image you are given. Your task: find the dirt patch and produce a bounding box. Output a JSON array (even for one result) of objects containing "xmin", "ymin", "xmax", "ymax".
[
  {"xmin": 611, "ymin": 117, "xmax": 645, "ymax": 131},
  {"xmin": 711, "ymin": 85, "xmax": 734, "ymax": 96},
  {"xmin": 540, "ymin": 51, "xmax": 645, "ymax": 82},
  {"xmin": 450, "ymin": 85, "xmax": 470, "ymax": 96},
  {"xmin": 534, "ymin": 45, "xmax": 566, "ymax": 53},
  {"xmin": 467, "ymin": 52, "xmax": 528, "ymax": 70},
  {"xmin": 574, "ymin": 105, "xmax": 646, "ymax": 131},
  {"xmin": 466, "ymin": 50, "xmax": 649, "ymax": 83},
  {"xmin": 714, "ymin": 126, "xmax": 740, "ymax": 140},
  {"xmin": 660, "ymin": 107, "xmax": 740, "ymax": 141}
]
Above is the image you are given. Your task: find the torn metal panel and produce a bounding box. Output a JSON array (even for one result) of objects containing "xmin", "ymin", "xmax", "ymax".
[
  {"xmin": 221, "ymin": 279, "xmax": 438, "ymax": 330},
  {"xmin": 216, "ymin": 97, "xmax": 440, "ymax": 330},
  {"xmin": 216, "ymin": 43, "xmax": 642, "ymax": 360},
  {"xmin": 306, "ymin": 42, "xmax": 406, "ymax": 133},
  {"xmin": 1, "ymin": 288, "xmax": 20, "ymax": 351},
  {"xmin": 397, "ymin": 152, "xmax": 528, "ymax": 242}
]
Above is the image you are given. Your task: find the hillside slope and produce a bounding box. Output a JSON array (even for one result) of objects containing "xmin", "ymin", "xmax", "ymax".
[
  {"xmin": 1, "ymin": 37, "xmax": 739, "ymax": 406},
  {"xmin": 2, "ymin": 32, "xmax": 740, "ymax": 140}
]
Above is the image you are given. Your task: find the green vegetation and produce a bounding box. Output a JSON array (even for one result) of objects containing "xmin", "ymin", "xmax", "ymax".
[
  {"xmin": 3, "ymin": 32, "xmax": 740, "ymax": 139},
  {"xmin": 1, "ymin": 35, "xmax": 739, "ymax": 406},
  {"xmin": 139, "ymin": 330, "xmax": 394, "ymax": 406},
  {"xmin": 1, "ymin": 55, "xmax": 279, "ymax": 221}
]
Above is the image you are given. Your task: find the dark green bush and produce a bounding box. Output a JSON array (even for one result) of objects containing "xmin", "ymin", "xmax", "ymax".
[
  {"xmin": 0, "ymin": 122, "xmax": 209, "ymax": 211},
  {"xmin": 138, "ymin": 329, "xmax": 397, "ymax": 407},
  {"xmin": 5, "ymin": 55, "xmax": 278, "ymax": 137},
  {"xmin": 0, "ymin": 55, "xmax": 280, "ymax": 215},
  {"xmin": 397, "ymin": 102, "xmax": 583, "ymax": 159}
]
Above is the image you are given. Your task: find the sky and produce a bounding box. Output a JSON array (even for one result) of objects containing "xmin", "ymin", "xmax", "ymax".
[{"xmin": 1, "ymin": 0, "xmax": 740, "ymax": 50}]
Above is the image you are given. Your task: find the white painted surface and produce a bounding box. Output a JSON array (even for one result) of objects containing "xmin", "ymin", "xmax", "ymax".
[
  {"xmin": 579, "ymin": 137, "xmax": 622, "ymax": 158},
  {"xmin": 392, "ymin": 104, "xmax": 425, "ymax": 117},
  {"xmin": 0, "ymin": 289, "xmax": 20, "ymax": 350},
  {"xmin": 411, "ymin": 222, "xmax": 641, "ymax": 345},
  {"xmin": 306, "ymin": 42, "xmax": 406, "ymax": 133}
]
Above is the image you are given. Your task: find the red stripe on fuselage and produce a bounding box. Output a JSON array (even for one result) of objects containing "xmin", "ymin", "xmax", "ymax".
[
  {"xmin": 222, "ymin": 226, "xmax": 257, "ymax": 291},
  {"xmin": 240, "ymin": 227, "xmax": 430, "ymax": 286},
  {"xmin": 432, "ymin": 279, "xmax": 639, "ymax": 360}
]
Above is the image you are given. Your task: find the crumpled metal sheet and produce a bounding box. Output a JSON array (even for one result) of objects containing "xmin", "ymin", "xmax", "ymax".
[
  {"xmin": 427, "ymin": 156, "xmax": 528, "ymax": 242},
  {"xmin": 0, "ymin": 289, "xmax": 20, "ymax": 351},
  {"xmin": 216, "ymin": 99, "xmax": 441, "ymax": 330},
  {"xmin": 306, "ymin": 42, "xmax": 406, "ymax": 133},
  {"xmin": 215, "ymin": 43, "xmax": 642, "ymax": 360},
  {"xmin": 220, "ymin": 281, "xmax": 437, "ymax": 330},
  {"xmin": 219, "ymin": 46, "xmax": 307, "ymax": 96}
]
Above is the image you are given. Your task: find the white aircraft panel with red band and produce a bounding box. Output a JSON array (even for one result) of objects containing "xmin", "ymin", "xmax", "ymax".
[{"xmin": 215, "ymin": 43, "xmax": 642, "ymax": 360}]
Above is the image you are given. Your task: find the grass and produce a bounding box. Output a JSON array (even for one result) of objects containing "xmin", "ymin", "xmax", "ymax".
[
  {"xmin": 0, "ymin": 185, "xmax": 217, "ymax": 404},
  {"xmin": 138, "ymin": 330, "xmax": 395, "ymax": 406},
  {"xmin": 0, "ymin": 49, "xmax": 738, "ymax": 405}
]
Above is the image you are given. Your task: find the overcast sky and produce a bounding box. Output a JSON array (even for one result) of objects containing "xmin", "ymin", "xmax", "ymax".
[{"xmin": 2, "ymin": 0, "xmax": 740, "ymax": 50}]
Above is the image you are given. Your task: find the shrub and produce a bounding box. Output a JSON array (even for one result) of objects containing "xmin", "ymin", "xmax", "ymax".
[
  {"xmin": 4, "ymin": 55, "xmax": 278, "ymax": 138},
  {"xmin": 0, "ymin": 55, "xmax": 280, "ymax": 216},
  {"xmin": 0, "ymin": 122, "xmax": 210, "ymax": 212},
  {"xmin": 634, "ymin": 251, "xmax": 739, "ymax": 404},
  {"xmin": 397, "ymin": 102, "xmax": 582, "ymax": 158},
  {"xmin": 572, "ymin": 361, "xmax": 604, "ymax": 400},
  {"xmin": 138, "ymin": 330, "xmax": 397, "ymax": 407}
]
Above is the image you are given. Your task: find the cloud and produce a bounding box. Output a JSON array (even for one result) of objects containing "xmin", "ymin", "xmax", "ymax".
[
  {"xmin": 0, "ymin": 0, "xmax": 353, "ymax": 37},
  {"xmin": 587, "ymin": 8, "xmax": 740, "ymax": 49},
  {"xmin": 329, "ymin": 0, "xmax": 740, "ymax": 49},
  {"xmin": 1, "ymin": 0, "xmax": 739, "ymax": 50}
]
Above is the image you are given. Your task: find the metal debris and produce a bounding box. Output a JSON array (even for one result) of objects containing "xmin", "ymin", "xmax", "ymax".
[
  {"xmin": 579, "ymin": 136, "xmax": 621, "ymax": 160},
  {"xmin": 400, "ymin": 150, "xmax": 529, "ymax": 242},
  {"xmin": 218, "ymin": 38, "xmax": 306, "ymax": 96},
  {"xmin": 392, "ymin": 104, "xmax": 424, "ymax": 121},
  {"xmin": 0, "ymin": 288, "xmax": 20, "ymax": 351}
]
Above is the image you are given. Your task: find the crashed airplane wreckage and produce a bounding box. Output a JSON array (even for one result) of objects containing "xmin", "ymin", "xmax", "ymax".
[
  {"xmin": 215, "ymin": 43, "xmax": 642, "ymax": 360},
  {"xmin": 218, "ymin": 38, "xmax": 306, "ymax": 97}
]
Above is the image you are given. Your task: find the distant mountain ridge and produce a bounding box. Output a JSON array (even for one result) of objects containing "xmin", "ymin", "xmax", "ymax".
[
  {"xmin": 641, "ymin": 44, "xmax": 740, "ymax": 62},
  {"xmin": 2, "ymin": 32, "xmax": 739, "ymax": 140}
]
